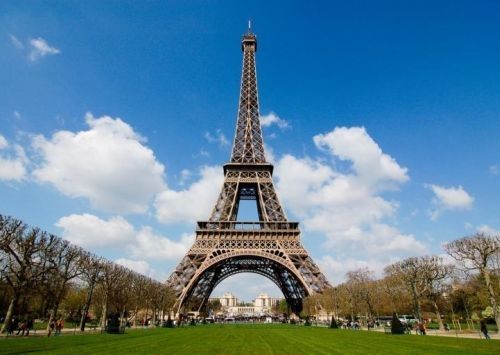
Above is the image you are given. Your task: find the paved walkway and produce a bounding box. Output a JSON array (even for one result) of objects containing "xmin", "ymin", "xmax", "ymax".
[{"xmin": 368, "ymin": 326, "xmax": 499, "ymax": 340}]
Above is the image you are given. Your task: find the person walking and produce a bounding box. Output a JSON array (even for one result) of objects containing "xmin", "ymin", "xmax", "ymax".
[
  {"xmin": 55, "ymin": 317, "xmax": 64, "ymax": 336},
  {"xmin": 26, "ymin": 316, "xmax": 33, "ymax": 336},
  {"xmin": 48, "ymin": 319, "xmax": 56, "ymax": 337},
  {"xmin": 418, "ymin": 322, "xmax": 426, "ymax": 335},
  {"xmin": 7, "ymin": 318, "xmax": 16, "ymax": 335},
  {"xmin": 16, "ymin": 320, "xmax": 26, "ymax": 336},
  {"xmin": 480, "ymin": 319, "xmax": 490, "ymax": 339}
]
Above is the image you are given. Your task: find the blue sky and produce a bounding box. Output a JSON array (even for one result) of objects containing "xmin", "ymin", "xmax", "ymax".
[{"xmin": 1, "ymin": 1, "xmax": 499, "ymax": 302}]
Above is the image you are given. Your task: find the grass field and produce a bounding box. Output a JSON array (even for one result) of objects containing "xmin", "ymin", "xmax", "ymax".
[{"xmin": 0, "ymin": 324, "xmax": 498, "ymax": 354}]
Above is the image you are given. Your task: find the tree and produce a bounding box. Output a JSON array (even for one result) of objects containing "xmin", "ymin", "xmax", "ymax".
[
  {"xmin": 419, "ymin": 256, "xmax": 453, "ymax": 330},
  {"xmin": 207, "ymin": 299, "xmax": 222, "ymax": 316},
  {"xmin": 319, "ymin": 288, "xmax": 335, "ymax": 318},
  {"xmin": 346, "ymin": 268, "xmax": 377, "ymax": 321},
  {"xmin": 43, "ymin": 241, "xmax": 84, "ymax": 331},
  {"xmin": 385, "ymin": 257, "xmax": 427, "ymax": 321},
  {"xmin": 0, "ymin": 218, "xmax": 58, "ymax": 333},
  {"xmin": 445, "ymin": 233, "xmax": 500, "ymax": 330},
  {"xmin": 79, "ymin": 253, "xmax": 103, "ymax": 331}
]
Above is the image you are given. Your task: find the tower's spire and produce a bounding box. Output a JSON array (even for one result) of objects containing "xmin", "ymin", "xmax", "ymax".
[
  {"xmin": 248, "ymin": 18, "xmax": 251, "ymax": 32},
  {"xmin": 231, "ymin": 28, "xmax": 265, "ymax": 164}
]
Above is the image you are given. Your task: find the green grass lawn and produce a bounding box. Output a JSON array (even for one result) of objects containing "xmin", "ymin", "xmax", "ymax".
[{"xmin": 0, "ymin": 324, "xmax": 498, "ymax": 355}]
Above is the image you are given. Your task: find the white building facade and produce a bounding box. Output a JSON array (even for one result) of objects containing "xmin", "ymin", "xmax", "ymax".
[{"xmin": 209, "ymin": 292, "xmax": 282, "ymax": 317}]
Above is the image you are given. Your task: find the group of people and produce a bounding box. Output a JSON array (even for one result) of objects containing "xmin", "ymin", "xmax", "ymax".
[
  {"xmin": 6, "ymin": 316, "xmax": 34, "ymax": 336},
  {"xmin": 414, "ymin": 322, "xmax": 427, "ymax": 335},
  {"xmin": 47, "ymin": 317, "xmax": 64, "ymax": 336},
  {"xmin": 5, "ymin": 316, "xmax": 64, "ymax": 337},
  {"xmin": 339, "ymin": 320, "xmax": 363, "ymax": 329}
]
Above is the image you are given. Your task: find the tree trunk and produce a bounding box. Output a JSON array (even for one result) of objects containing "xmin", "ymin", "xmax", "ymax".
[
  {"xmin": 133, "ymin": 305, "xmax": 138, "ymax": 327},
  {"xmin": 1, "ymin": 297, "xmax": 16, "ymax": 333},
  {"xmin": 432, "ymin": 299, "xmax": 444, "ymax": 330},
  {"xmin": 100, "ymin": 301, "xmax": 107, "ymax": 329},
  {"xmin": 46, "ymin": 309, "xmax": 55, "ymax": 332},
  {"xmin": 79, "ymin": 279, "xmax": 96, "ymax": 331},
  {"xmin": 46, "ymin": 298, "xmax": 61, "ymax": 331},
  {"xmin": 120, "ymin": 309, "xmax": 126, "ymax": 326},
  {"xmin": 411, "ymin": 283, "xmax": 422, "ymax": 321},
  {"xmin": 482, "ymin": 268, "xmax": 500, "ymax": 332}
]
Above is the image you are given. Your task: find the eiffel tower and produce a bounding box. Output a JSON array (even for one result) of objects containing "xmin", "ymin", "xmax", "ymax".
[{"xmin": 167, "ymin": 27, "xmax": 331, "ymax": 314}]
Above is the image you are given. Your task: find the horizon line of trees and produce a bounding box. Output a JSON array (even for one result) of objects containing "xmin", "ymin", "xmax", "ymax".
[
  {"xmin": 303, "ymin": 232, "xmax": 500, "ymax": 330},
  {"xmin": 0, "ymin": 214, "xmax": 176, "ymax": 333}
]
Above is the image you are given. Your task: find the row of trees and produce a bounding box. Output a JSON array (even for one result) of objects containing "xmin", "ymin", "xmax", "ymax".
[
  {"xmin": 0, "ymin": 215, "xmax": 175, "ymax": 333},
  {"xmin": 303, "ymin": 233, "xmax": 500, "ymax": 330}
]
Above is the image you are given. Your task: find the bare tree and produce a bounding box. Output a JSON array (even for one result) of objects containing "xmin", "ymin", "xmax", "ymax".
[
  {"xmin": 44, "ymin": 240, "xmax": 84, "ymax": 331},
  {"xmin": 385, "ymin": 257, "xmax": 427, "ymax": 321},
  {"xmin": 318, "ymin": 287, "xmax": 336, "ymax": 318},
  {"xmin": 0, "ymin": 218, "xmax": 58, "ymax": 333},
  {"xmin": 419, "ymin": 256, "xmax": 453, "ymax": 330},
  {"xmin": 79, "ymin": 253, "xmax": 103, "ymax": 331},
  {"xmin": 346, "ymin": 268, "xmax": 377, "ymax": 321},
  {"xmin": 445, "ymin": 233, "xmax": 500, "ymax": 329}
]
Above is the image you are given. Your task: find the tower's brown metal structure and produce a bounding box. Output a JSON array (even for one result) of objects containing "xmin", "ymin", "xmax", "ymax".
[{"xmin": 167, "ymin": 29, "xmax": 331, "ymax": 314}]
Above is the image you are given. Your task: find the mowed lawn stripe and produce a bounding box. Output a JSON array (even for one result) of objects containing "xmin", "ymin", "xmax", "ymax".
[{"xmin": 0, "ymin": 325, "xmax": 498, "ymax": 354}]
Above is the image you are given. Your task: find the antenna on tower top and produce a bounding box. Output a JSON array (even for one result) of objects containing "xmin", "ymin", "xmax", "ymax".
[{"xmin": 248, "ymin": 18, "xmax": 252, "ymax": 32}]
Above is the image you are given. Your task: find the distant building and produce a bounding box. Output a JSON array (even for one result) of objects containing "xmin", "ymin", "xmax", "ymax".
[{"xmin": 209, "ymin": 292, "xmax": 282, "ymax": 316}]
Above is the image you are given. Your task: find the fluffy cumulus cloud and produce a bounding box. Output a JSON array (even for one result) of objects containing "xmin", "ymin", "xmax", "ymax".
[
  {"xmin": 0, "ymin": 134, "xmax": 29, "ymax": 181},
  {"xmin": 260, "ymin": 112, "xmax": 289, "ymax": 129},
  {"xmin": 56, "ymin": 214, "xmax": 136, "ymax": 249},
  {"xmin": 57, "ymin": 213, "xmax": 191, "ymax": 262},
  {"xmin": 32, "ymin": 113, "xmax": 165, "ymax": 214},
  {"xmin": 155, "ymin": 166, "xmax": 223, "ymax": 224},
  {"xmin": 274, "ymin": 126, "xmax": 425, "ymax": 283},
  {"xmin": 427, "ymin": 184, "xmax": 474, "ymax": 220},
  {"xmin": 130, "ymin": 228, "xmax": 193, "ymax": 260}
]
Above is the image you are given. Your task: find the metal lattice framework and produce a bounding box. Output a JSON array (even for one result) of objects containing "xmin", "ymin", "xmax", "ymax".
[{"xmin": 167, "ymin": 29, "xmax": 331, "ymax": 314}]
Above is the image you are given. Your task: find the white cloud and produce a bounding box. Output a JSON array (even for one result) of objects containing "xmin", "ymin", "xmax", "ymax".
[
  {"xmin": 32, "ymin": 113, "xmax": 165, "ymax": 214},
  {"xmin": 29, "ymin": 37, "xmax": 60, "ymax": 62},
  {"xmin": 115, "ymin": 258, "xmax": 153, "ymax": 276},
  {"xmin": 114, "ymin": 258, "xmax": 167, "ymax": 281},
  {"xmin": 427, "ymin": 184, "xmax": 474, "ymax": 220},
  {"xmin": 477, "ymin": 224, "xmax": 500, "ymax": 236},
  {"xmin": 314, "ymin": 126, "xmax": 408, "ymax": 186},
  {"xmin": 0, "ymin": 134, "xmax": 28, "ymax": 181},
  {"xmin": 179, "ymin": 169, "xmax": 192, "ymax": 186},
  {"xmin": 274, "ymin": 127, "xmax": 425, "ymax": 278},
  {"xmin": 155, "ymin": 165, "xmax": 223, "ymax": 224},
  {"xmin": 130, "ymin": 228, "xmax": 193, "ymax": 261},
  {"xmin": 56, "ymin": 214, "xmax": 136, "ymax": 249},
  {"xmin": 13, "ymin": 111, "xmax": 21, "ymax": 120},
  {"xmin": 489, "ymin": 165, "xmax": 499, "ymax": 175},
  {"xmin": 0, "ymin": 135, "xmax": 7, "ymax": 150},
  {"xmin": 57, "ymin": 213, "xmax": 191, "ymax": 262},
  {"xmin": 204, "ymin": 129, "xmax": 229, "ymax": 147},
  {"xmin": 260, "ymin": 112, "xmax": 290, "ymax": 129},
  {"xmin": 199, "ymin": 149, "xmax": 210, "ymax": 158},
  {"xmin": 318, "ymin": 255, "xmax": 387, "ymax": 285},
  {"xmin": 9, "ymin": 34, "xmax": 24, "ymax": 49}
]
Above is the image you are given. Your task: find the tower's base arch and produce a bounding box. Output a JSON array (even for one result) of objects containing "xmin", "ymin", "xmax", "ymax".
[{"xmin": 177, "ymin": 254, "xmax": 310, "ymax": 314}]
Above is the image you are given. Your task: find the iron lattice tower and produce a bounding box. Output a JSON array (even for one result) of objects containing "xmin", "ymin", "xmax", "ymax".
[{"xmin": 167, "ymin": 29, "xmax": 331, "ymax": 314}]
